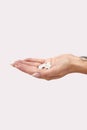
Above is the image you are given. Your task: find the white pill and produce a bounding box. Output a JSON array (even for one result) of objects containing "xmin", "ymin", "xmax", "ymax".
[
  {"xmin": 38, "ymin": 62, "xmax": 51, "ymax": 69},
  {"xmin": 38, "ymin": 63, "xmax": 46, "ymax": 69},
  {"xmin": 45, "ymin": 62, "xmax": 51, "ymax": 69}
]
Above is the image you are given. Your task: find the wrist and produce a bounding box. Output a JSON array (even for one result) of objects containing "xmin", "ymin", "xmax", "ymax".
[{"xmin": 70, "ymin": 55, "xmax": 87, "ymax": 74}]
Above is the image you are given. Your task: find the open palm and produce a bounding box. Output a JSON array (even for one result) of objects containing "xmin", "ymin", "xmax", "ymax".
[{"xmin": 12, "ymin": 54, "xmax": 75, "ymax": 80}]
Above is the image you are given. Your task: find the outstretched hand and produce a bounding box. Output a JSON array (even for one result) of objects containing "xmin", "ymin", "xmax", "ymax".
[{"xmin": 12, "ymin": 54, "xmax": 78, "ymax": 80}]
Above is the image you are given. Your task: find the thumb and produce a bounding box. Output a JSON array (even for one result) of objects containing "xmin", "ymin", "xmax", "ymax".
[{"xmin": 32, "ymin": 72, "xmax": 41, "ymax": 78}]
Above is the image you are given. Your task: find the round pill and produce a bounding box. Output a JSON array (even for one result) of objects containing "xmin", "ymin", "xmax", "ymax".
[{"xmin": 38, "ymin": 62, "xmax": 51, "ymax": 69}]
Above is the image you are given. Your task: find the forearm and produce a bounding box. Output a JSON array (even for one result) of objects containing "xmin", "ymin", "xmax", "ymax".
[{"xmin": 70, "ymin": 55, "xmax": 87, "ymax": 74}]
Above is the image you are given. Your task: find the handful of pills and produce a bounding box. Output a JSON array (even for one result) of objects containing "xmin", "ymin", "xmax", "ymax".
[{"xmin": 38, "ymin": 62, "xmax": 51, "ymax": 70}]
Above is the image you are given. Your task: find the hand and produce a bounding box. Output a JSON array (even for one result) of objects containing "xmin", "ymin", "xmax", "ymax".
[{"xmin": 12, "ymin": 54, "xmax": 80, "ymax": 80}]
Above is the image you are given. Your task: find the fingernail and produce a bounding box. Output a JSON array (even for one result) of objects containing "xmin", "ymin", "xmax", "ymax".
[
  {"xmin": 11, "ymin": 63, "xmax": 15, "ymax": 67},
  {"xmin": 32, "ymin": 73, "xmax": 41, "ymax": 78},
  {"xmin": 11, "ymin": 60, "xmax": 22, "ymax": 67}
]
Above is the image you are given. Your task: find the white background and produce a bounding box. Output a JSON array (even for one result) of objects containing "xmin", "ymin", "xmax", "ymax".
[{"xmin": 0, "ymin": 0, "xmax": 87, "ymax": 130}]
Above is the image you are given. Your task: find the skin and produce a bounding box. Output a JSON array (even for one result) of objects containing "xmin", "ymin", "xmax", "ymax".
[{"xmin": 12, "ymin": 54, "xmax": 87, "ymax": 80}]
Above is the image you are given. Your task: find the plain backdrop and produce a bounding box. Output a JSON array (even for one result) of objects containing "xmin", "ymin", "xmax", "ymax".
[{"xmin": 0, "ymin": 0, "xmax": 87, "ymax": 130}]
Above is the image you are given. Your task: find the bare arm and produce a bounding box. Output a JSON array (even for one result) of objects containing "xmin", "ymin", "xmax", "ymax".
[{"xmin": 71, "ymin": 56, "xmax": 87, "ymax": 74}]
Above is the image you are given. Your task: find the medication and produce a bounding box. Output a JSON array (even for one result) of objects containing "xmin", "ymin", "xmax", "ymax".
[{"xmin": 38, "ymin": 62, "xmax": 51, "ymax": 70}]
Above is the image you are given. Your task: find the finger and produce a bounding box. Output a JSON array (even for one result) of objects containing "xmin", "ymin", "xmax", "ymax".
[
  {"xmin": 20, "ymin": 60, "xmax": 41, "ymax": 67},
  {"xmin": 32, "ymin": 68, "xmax": 53, "ymax": 79},
  {"xmin": 12, "ymin": 60, "xmax": 38, "ymax": 75},
  {"xmin": 24, "ymin": 58, "xmax": 45, "ymax": 63}
]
